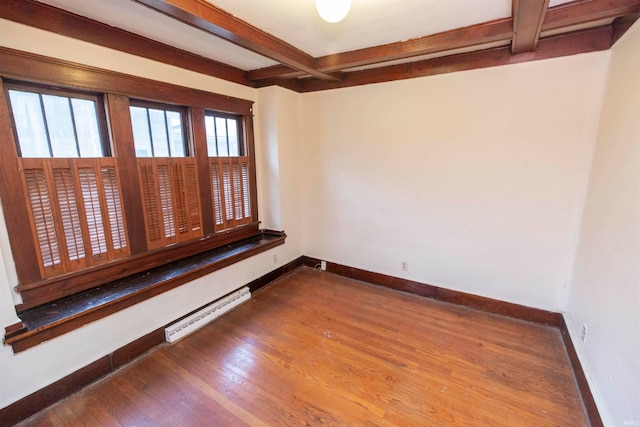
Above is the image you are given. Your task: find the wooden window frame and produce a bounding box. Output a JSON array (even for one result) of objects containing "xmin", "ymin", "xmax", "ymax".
[
  {"xmin": 0, "ymin": 47, "xmax": 260, "ymax": 312},
  {"xmin": 206, "ymin": 111, "xmax": 253, "ymax": 231},
  {"xmin": 205, "ymin": 111, "xmax": 245, "ymax": 157},
  {"xmin": 129, "ymin": 99, "xmax": 192, "ymax": 158},
  {"xmin": 4, "ymin": 80, "xmax": 112, "ymax": 158}
]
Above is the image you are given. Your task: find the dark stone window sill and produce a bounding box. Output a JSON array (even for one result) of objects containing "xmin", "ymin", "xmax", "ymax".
[{"xmin": 4, "ymin": 230, "xmax": 285, "ymax": 353}]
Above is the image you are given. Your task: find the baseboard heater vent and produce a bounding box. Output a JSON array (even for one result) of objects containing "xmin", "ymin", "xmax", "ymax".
[{"xmin": 165, "ymin": 287, "xmax": 251, "ymax": 343}]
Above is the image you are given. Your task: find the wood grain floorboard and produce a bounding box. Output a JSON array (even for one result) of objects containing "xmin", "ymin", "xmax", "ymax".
[{"xmin": 18, "ymin": 267, "xmax": 588, "ymax": 426}]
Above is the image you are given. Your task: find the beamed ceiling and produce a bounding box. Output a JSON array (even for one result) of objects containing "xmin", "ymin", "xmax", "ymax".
[{"xmin": 1, "ymin": 0, "xmax": 639, "ymax": 92}]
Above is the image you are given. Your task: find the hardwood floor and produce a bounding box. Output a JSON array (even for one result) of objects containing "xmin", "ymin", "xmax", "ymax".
[{"xmin": 19, "ymin": 267, "xmax": 588, "ymax": 426}]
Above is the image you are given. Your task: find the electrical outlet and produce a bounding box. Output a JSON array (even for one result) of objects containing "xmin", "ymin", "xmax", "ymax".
[
  {"xmin": 581, "ymin": 324, "xmax": 588, "ymax": 342},
  {"xmin": 320, "ymin": 260, "xmax": 327, "ymax": 271},
  {"xmin": 401, "ymin": 261, "xmax": 408, "ymax": 272},
  {"xmin": 273, "ymin": 254, "xmax": 278, "ymax": 264}
]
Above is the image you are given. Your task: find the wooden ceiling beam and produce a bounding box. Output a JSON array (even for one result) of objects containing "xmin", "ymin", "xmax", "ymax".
[
  {"xmin": 248, "ymin": 18, "xmax": 515, "ymax": 81},
  {"xmin": 298, "ymin": 26, "xmax": 613, "ymax": 92},
  {"xmin": 512, "ymin": 0, "xmax": 551, "ymax": 53},
  {"xmin": 249, "ymin": 0, "xmax": 640, "ymax": 81},
  {"xmin": 0, "ymin": 0, "xmax": 253, "ymax": 87},
  {"xmin": 543, "ymin": 0, "xmax": 640, "ymax": 31},
  {"xmin": 612, "ymin": 12, "xmax": 640, "ymax": 42},
  {"xmin": 133, "ymin": 0, "xmax": 339, "ymax": 82}
]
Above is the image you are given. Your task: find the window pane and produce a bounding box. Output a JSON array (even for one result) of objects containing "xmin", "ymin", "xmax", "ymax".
[
  {"xmin": 166, "ymin": 111, "xmax": 185, "ymax": 157},
  {"xmin": 130, "ymin": 106, "xmax": 153, "ymax": 157},
  {"xmin": 206, "ymin": 115, "xmax": 241, "ymax": 157},
  {"xmin": 8, "ymin": 90, "xmax": 51, "ymax": 157},
  {"xmin": 42, "ymin": 95, "xmax": 79, "ymax": 158},
  {"xmin": 130, "ymin": 106, "xmax": 185, "ymax": 157},
  {"xmin": 215, "ymin": 117, "xmax": 229, "ymax": 157},
  {"xmin": 227, "ymin": 118, "xmax": 239, "ymax": 156},
  {"xmin": 205, "ymin": 116, "xmax": 217, "ymax": 156},
  {"xmin": 149, "ymin": 109, "xmax": 169, "ymax": 157},
  {"xmin": 71, "ymin": 99, "xmax": 103, "ymax": 157}
]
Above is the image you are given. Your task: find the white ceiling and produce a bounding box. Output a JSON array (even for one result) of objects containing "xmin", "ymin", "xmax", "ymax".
[{"xmin": 38, "ymin": 0, "xmax": 577, "ymax": 72}]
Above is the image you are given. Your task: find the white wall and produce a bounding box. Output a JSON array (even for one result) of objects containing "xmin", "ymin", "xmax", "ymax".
[
  {"xmin": 0, "ymin": 20, "xmax": 302, "ymax": 409},
  {"xmin": 255, "ymin": 86, "xmax": 303, "ymax": 260},
  {"xmin": 300, "ymin": 53, "xmax": 609, "ymax": 311},
  {"xmin": 2, "ymin": 16, "xmax": 637, "ymax": 425},
  {"xmin": 565, "ymin": 22, "xmax": 640, "ymax": 426}
]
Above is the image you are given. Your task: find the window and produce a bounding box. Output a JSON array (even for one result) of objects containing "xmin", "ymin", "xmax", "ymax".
[
  {"xmin": 5, "ymin": 83, "xmax": 128, "ymax": 278},
  {"xmin": 130, "ymin": 102, "xmax": 201, "ymax": 249},
  {"xmin": 206, "ymin": 112, "xmax": 252, "ymax": 231},
  {"xmin": 130, "ymin": 103, "xmax": 186, "ymax": 157},
  {"xmin": 8, "ymin": 87, "xmax": 107, "ymax": 158},
  {"xmin": 205, "ymin": 114, "xmax": 241, "ymax": 157},
  {"xmin": 0, "ymin": 54, "xmax": 259, "ymax": 310}
]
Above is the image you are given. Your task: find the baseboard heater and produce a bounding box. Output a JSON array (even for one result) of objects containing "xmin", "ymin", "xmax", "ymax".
[{"xmin": 165, "ymin": 287, "xmax": 251, "ymax": 343}]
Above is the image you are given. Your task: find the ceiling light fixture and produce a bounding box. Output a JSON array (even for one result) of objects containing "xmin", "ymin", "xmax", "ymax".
[{"xmin": 316, "ymin": 0, "xmax": 351, "ymax": 23}]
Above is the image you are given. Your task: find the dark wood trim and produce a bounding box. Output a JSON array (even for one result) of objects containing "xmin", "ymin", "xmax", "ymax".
[
  {"xmin": 299, "ymin": 26, "xmax": 613, "ymax": 92},
  {"xmin": 253, "ymin": 78, "xmax": 303, "ymax": 92},
  {"xmin": 512, "ymin": 0, "xmax": 551, "ymax": 54},
  {"xmin": 0, "ymin": 0, "xmax": 253, "ymax": 87},
  {"xmin": 105, "ymin": 93, "xmax": 147, "ymax": 254},
  {"xmin": 302, "ymin": 257, "xmax": 562, "ymax": 326},
  {"xmin": 244, "ymin": 114, "xmax": 260, "ymax": 223},
  {"xmin": 0, "ymin": 330, "xmax": 164, "ymax": 427},
  {"xmin": 0, "ymin": 79, "xmax": 41, "ymax": 284},
  {"xmin": 133, "ymin": 0, "xmax": 338, "ymax": 82},
  {"xmin": 248, "ymin": 0, "xmax": 639, "ymax": 82},
  {"xmin": 6, "ymin": 231, "xmax": 286, "ymax": 352},
  {"xmin": 542, "ymin": 0, "xmax": 640, "ymax": 33},
  {"xmin": 2, "ymin": 0, "xmax": 637, "ymax": 92},
  {"xmin": 612, "ymin": 12, "xmax": 640, "ymax": 42},
  {"xmin": 0, "ymin": 355, "xmax": 112, "ymax": 427},
  {"xmin": 167, "ymin": 255, "xmax": 304, "ymax": 328},
  {"xmin": 560, "ymin": 316, "xmax": 604, "ymax": 427},
  {"xmin": 0, "ymin": 256, "xmax": 304, "ymax": 426},
  {"xmin": 111, "ymin": 328, "xmax": 165, "ymax": 369},
  {"xmin": 16, "ymin": 224, "xmax": 263, "ymax": 309},
  {"xmin": 3, "ymin": 322, "xmax": 27, "ymax": 340},
  {"xmin": 248, "ymin": 18, "xmax": 515, "ymax": 80},
  {"xmin": 190, "ymin": 107, "xmax": 216, "ymax": 236},
  {"xmin": 1, "ymin": 48, "xmax": 262, "ymax": 309},
  {"xmin": 0, "ymin": 47, "xmax": 253, "ymax": 115},
  {"xmin": 246, "ymin": 256, "xmax": 305, "ymax": 293},
  {"xmin": 2, "ymin": 260, "xmax": 605, "ymax": 426}
]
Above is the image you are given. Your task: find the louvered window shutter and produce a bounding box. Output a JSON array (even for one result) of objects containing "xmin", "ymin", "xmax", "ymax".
[
  {"xmin": 52, "ymin": 166, "xmax": 86, "ymax": 270},
  {"xmin": 20, "ymin": 158, "xmax": 129, "ymax": 279},
  {"xmin": 22, "ymin": 164, "xmax": 64, "ymax": 277},
  {"xmin": 138, "ymin": 158, "xmax": 202, "ymax": 249},
  {"xmin": 210, "ymin": 157, "xmax": 252, "ymax": 231}
]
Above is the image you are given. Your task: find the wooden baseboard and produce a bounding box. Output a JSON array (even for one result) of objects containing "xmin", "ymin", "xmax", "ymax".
[
  {"xmin": 561, "ymin": 316, "xmax": 604, "ymax": 427},
  {"xmin": 247, "ymin": 256, "xmax": 305, "ymax": 293},
  {"xmin": 0, "ymin": 256, "xmax": 305, "ymax": 426},
  {"xmin": 3, "ymin": 257, "xmax": 603, "ymax": 426},
  {"xmin": 301, "ymin": 256, "xmax": 605, "ymax": 424},
  {"xmin": 303, "ymin": 256, "xmax": 562, "ymax": 326},
  {"xmin": 0, "ymin": 326, "xmax": 164, "ymax": 427}
]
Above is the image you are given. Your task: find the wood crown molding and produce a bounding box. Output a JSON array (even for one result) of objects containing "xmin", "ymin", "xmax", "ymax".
[
  {"xmin": 0, "ymin": 47, "xmax": 254, "ymax": 114},
  {"xmin": 249, "ymin": 0, "xmax": 640, "ymax": 82},
  {"xmin": 297, "ymin": 26, "xmax": 614, "ymax": 92},
  {"xmin": 132, "ymin": 0, "xmax": 339, "ymax": 82},
  {"xmin": 0, "ymin": 0, "xmax": 253, "ymax": 87},
  {"xmin": 0, "ymin": 0, "xmax": 639, "ymax": 91}
]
